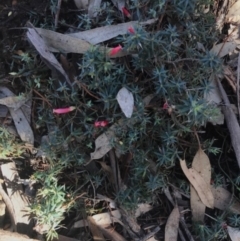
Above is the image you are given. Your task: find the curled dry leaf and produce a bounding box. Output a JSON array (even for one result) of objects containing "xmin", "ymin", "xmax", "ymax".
[
  {"xmin": 165, "ymin": 206, "xmax": 180, "ymax": 241},
  {"xmin": 26, "ymin": 26, "xmax": 71, "ymax": 86},
  {"xmin": 116, "ymin": 87, "xmax": 134, "ymax": 118},
  {"xmin": 180, "ymin": 159, "xmax": 214, "ymax": 208},
  {"xmin": 190, "ymin": 148, "xmax": 211, "ymax": 222}
]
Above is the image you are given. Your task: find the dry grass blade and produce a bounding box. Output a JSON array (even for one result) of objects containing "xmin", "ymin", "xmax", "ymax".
[
  {"xmin": 180, "ymin": 159, "xmax": 214, "ymax": 208},
  {"xmin": 190, "ymin": 148, "xmax": 211, "ymax": 222},
  {"xmin": 165, "ymin": 206, "xmax": 180, "ymax": 241}
]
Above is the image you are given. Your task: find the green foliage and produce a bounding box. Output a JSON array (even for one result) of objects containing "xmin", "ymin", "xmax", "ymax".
[
  {"xmin": 31, "ymin": 165, "xmax": 74, "ymax": 240},
  {"xmin": 0, "ymin": 127, "xmax": 24, "ymax": 159}
]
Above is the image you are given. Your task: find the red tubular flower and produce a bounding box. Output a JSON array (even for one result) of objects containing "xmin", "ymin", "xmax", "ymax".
[
  {"xmin": 128, "ymin": 26, "xmax": 135, "ymax": 34},
  {"xmin": 94, "ymin": 120, "xmax": 109, "ymax": 127},
  {"xmin": 109, "ymin": 45, "xmax": 123, "ymax": 56},
  {"xmin": 53, "ymin": 106, "xmax": 76, "ymax": 114},
  {"xmin": 162, "ymin": 102, "xmax": 169, "ymax": 110},
  {"xmin": 122, "ymin": 7, "xmax": 131, "ymax": 18}
]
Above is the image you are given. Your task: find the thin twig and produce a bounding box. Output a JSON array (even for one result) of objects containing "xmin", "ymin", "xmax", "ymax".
[
  {"xmin": 33, "ymin": 89, "xmax": 52, "ymax": 107},
  {"xmin": 237, "ymin": 53, "xmax": 240, "ymax": 116},
  {"xmin": 139, "ymin": 226, "xmax": 160, "ymax": 241},
  {"xmin": 54, "ymin": 0, "xmax": 62, "ymax": 28}
]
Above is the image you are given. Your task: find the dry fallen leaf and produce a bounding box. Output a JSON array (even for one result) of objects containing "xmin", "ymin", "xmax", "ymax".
[
  {"xmin": 88, "ymin": 0, "xmax": 102, "ymax": 18},
  {"xmin": 180, "ymin": 159, "xmax": 214, "ymax": 208},
  {"xmin": 74, "ymin": 0, "xmax": 88, "ymax": 9},
  {"xmin": 90, "ymin": 131, "xmax": 115, "ymax": 160},
  {"xmin": 34, "ymin": 27, "xmax": 127, "ymax": 58},
  {"xmin": 111, "ymin": 0, "xmax": 125, "ymax": 12},
  {"xmin": 0, "ymin": 87, "xmax": 34, "ymax": 145},
  {"xmin": 74, "ymin": 210, "xmax": 121, "ymax": 228},
  {"xmin": 0, "ymin": 94, "xmax": 30, "ymax": 110},
  {"xmin": 190, "ymin": 148, "xmax": 211, "ymax": 222},
  {"xmin": 98, "ymin": 225, "xmax": 127, "ymax": 241},
  {"xmin": 211, "ymin": 186, "xmax": 240, "ymax": 214},
  {"xmin": 135, "ymin": 203, "xmax": 153, "ymax": 218},
  {"xmin": 165, "ymin": 206, "xmax": 180, "ymax": 241},
  {"xmin": 204, "ymin": 75, "xmax": 223, "ymax": 125},
  {"xmin": 116, "ymin": 87, "xmax": 134, "ymax": 118},
  {"xmin": 210, "ymin": 42, "xmax": 237, "ymax": 58},
  {"xmin": 87, "ymin": 216, "xmax": 106, "ymax": 241},
  {"xmin": 67, "ymin": 19, "xmax": 157, "ymax": 45},
  {"xmin": 227, "ymin": 226, "xmax": 240, "ymax": 241},
  {"xmin": 26, "ymin": 26, "xmax": 71, "ymax": 86}
]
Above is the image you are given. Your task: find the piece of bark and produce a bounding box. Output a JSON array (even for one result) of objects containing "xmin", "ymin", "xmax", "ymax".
[
  {"xmin": 1, "ymin": 162, "xmax": 34, "ymax": 236},
  {"xmin": 0, "ymin": 229, "xmax": 39, "ymax": 241}
]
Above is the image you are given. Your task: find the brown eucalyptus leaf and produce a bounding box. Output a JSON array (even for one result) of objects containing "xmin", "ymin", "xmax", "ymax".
[
  {"xmin": 165, "ymin": 206, "xmax": 180, "ymax": 241},
  {"xmin": 211, "ymin": 186, "xmax": 240, "ymax": 214},
  {"xmin": 190, "ymin": 148, "xmax": 211, "ymax": 222},
  {"xmin": 87, "ymin": 216, "xmax": 106, "ymax": 241},
  {"xmin": 180, "ymin": 159, "xmax": 214, "ymax": 208},
  {"xmin": 67, "ymin": 19, "xmax": 157, "ymax": 45}
]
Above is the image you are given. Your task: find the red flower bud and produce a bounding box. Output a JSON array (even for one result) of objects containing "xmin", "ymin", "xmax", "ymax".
[
  {"xmin": 128, "ymin": 26, "xmax": 135, "ymax": 34},
  {"xmin": 53, "ymin": 106, "xmax": 76, "ymax": 114},
  {"xmin": 122, "ymin": 7, "xmax": 131, "ymax": 18},
  {"xmin": 94, "ymin": 120, "xmax": 109, "ymax": 127},
  {"xmin": 109, "ymin": 45, "xmax": 123, "ymax": 56}
]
